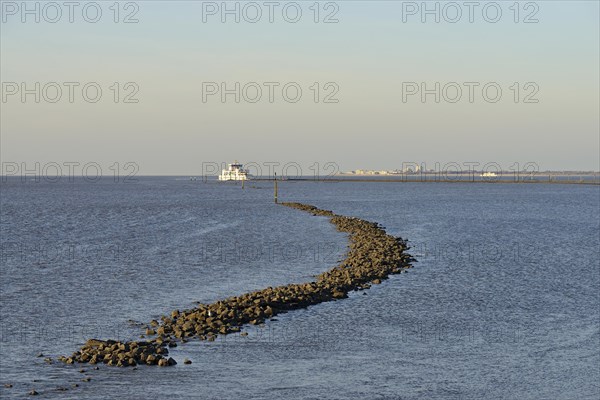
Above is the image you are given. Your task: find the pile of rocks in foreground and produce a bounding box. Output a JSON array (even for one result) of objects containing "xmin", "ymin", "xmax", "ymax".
[
  {"xmin": 59, "ymin": 339, "xmax": 175, "ymax": 367},
  {"xmin": 60, "ymin": 202, "xmax": 414, "ymax": 367}
]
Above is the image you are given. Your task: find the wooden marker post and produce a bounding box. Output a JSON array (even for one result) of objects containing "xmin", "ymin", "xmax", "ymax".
[{"xmin": 274, "ymin": 173, "xmax": 278, "ymax": 203}]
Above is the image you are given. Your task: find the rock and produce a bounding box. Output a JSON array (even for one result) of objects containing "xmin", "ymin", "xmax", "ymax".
[{"xmin": 59, "ymin": 202, "xmax": 414, "ymax": 369}]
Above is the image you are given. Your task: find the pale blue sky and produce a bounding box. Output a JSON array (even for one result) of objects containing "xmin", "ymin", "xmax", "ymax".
[{"xmin": 1, "ymin": 1, "xmax": 599, "ymax": 174}]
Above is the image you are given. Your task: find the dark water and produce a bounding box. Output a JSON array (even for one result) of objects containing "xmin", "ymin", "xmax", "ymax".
[{"xmin": 1, "ymin": 178, "xmax": 598, "ymax": 399}]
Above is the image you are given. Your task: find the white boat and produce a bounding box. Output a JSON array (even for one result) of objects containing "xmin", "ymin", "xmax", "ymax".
[
  {"xmin": 480, "ymin": 172, "xmax": 498, "ymax": 177},
  {"xmin": 218, "ymin": 162, "xmax": 250, "ymax": 181}
]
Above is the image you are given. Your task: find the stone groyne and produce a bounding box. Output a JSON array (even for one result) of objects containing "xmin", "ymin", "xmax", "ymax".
[{"xmin": 59, "ymin": 202, "xmax": 414, "ymax": 367}]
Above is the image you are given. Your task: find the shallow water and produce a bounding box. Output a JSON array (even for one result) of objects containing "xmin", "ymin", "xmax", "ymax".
[{"xmin": 1, "ymin": 178, "xmax": 598, "ymax": 399}]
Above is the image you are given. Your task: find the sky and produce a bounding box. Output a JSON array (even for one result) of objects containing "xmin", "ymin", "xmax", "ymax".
[{"xmin": 1, "ymin": 1, "xmax": 599, "ymax": 175}]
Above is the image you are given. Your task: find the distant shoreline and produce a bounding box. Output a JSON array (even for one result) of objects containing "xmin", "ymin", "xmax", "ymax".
[
  {"xmin": 252, "ymin": 177, "xmax": 600, "ymax": 186},
  {"xmin": 2, "ymin": 176, "xmax": 598, "ymax": 186}
]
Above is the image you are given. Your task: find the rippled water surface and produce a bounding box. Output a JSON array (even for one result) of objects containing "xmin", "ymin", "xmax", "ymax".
[{"xmin": 1, "ymin": 178, "xmax": 599, "ymax": 399}]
